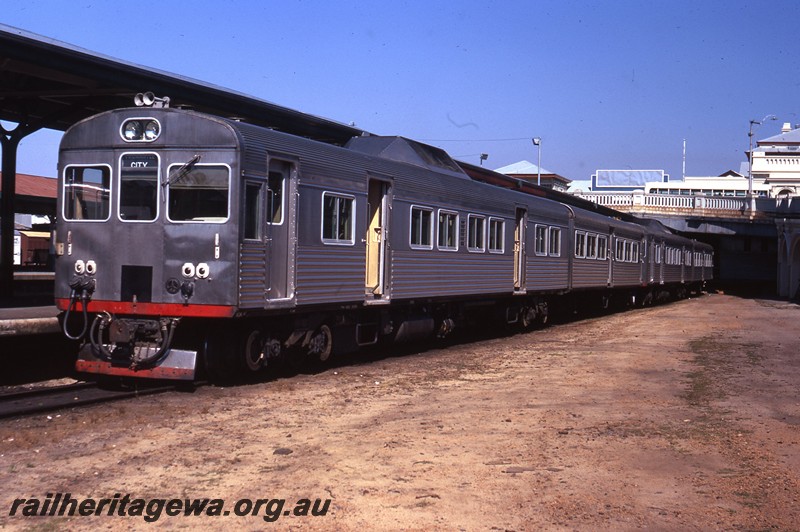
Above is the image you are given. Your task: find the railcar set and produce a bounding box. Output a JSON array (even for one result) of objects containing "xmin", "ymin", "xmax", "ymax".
[{"xmin": 55, "ymin": 97, "xmax": 713, "ymax": 381}]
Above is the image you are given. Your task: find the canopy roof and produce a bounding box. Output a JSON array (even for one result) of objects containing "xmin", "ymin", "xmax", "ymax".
[{"xmin": 0, "ymin": 23, "xmax": 364, "ymax": 144}]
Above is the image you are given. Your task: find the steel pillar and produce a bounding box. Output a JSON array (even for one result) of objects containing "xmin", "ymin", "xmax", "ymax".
[{"xmin": 1, "ymin": 121, "xmax": 37, "ymax": 301}]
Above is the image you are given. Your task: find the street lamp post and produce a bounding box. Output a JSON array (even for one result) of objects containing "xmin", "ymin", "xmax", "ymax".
[
  {"xmin": 532, "ymin": 137, "xmax": 542, "ymax": 186},
  {"xmin": 748, "ymin": 114, "xmax": 777, "ymax": 209}
]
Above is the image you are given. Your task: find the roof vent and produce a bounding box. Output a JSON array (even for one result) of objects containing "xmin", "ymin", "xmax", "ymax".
[
  {"xmin": 345, "ymin": 136, "xmax": 467, "ymax": 176},
  {"xmin": 782, "ymin": 122, "xmax": 792, "ymax": 133}
]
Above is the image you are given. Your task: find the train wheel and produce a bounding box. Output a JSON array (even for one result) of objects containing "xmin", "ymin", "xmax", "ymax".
[
  {"xmin": 307, "ymin": 324, "xmax": 333, "ymax": 362},
  {"xmin": 642, "ymin": 291, "xmax": 654, "ymax": 306},
  {"xmin": 243, "ymin": 329, "xmax": 266, "ymax": 372},
  {"xmin": 520, "ymin": 307, "xmax": 536, "ymax": 329}
]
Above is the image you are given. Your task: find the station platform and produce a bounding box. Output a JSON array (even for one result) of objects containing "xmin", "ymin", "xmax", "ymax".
[
  {"xmin": 0, "ymin": 305, "xmax": 60, "ymax": 337},
  {"xmin": 0, "ymin": 271, "xmax": 60, "ymax": 337}
]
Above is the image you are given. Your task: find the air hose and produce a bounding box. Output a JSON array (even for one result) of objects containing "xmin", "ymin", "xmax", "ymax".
[
  {"xmin": 62, "ymin": 278, "xmax": 94, "ymax": 341},
  {"xmin": 88, "ymin": 313, "xmax": 179, "ymax": 368},
  {"xmin": 130, "ymin": 319, "xmax": 179, "ymax": 368}
]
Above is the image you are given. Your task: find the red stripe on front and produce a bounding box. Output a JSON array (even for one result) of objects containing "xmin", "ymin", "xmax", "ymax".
[{"xmin": 55, "ymin": 298, "xmax": 236, "ymax": 318}]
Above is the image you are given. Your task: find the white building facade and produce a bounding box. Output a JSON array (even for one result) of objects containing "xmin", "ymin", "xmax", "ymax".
[{"xmin": 750, "ymin": 123, "xmax": 800, "ymax": 197}]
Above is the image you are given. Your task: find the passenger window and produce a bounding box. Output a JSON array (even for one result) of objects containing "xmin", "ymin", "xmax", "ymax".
[
  {"xmin": 548, "ymin": 227, "xmax": 561, "ymax": 257},
  {"xmin": 63, "ymin": 165, "xmax": 111, "ymax": 221},
  {"xmin": 119, "ymin": 153, "xmax": 158, "ymax": 222},
  {"xmin": 410, "ymin": 206, "xmax": 433, "ymax": 249},
  {"xmin": 322, "ymin": 192, "xmax": 354, "ymax": 244},
  {"xmin": 467, "ymin": 215, "xmax": 485, "ymax": 252},
  {"xmin": 268, "ymin": 159, "xmax": 289, "ymax": 224},
  {"xmin": 597, "ymin": 235, "xmax": 608, "ymax": 260},
  {"xmin": 488, "ymin": 218, "xmax": 504, "ymax": 253},
  {"xmin": 534, "ymin": 225, "xmax": 547, "ymax": 256},
  {"xmin": 574, "ymin": 231, "xmax": 586, "ymax": 258},
  {"xmin": 243, "ymin": 181, "xmax": 263, "ymax": 240},
  {"xmin": 586, "ymin": 233, "xmax": 597, "ymax": 259},
  {"xmin": 167, "ymin": 164, "xmax": 230, "ymax": 222},
  {"xmin": 437, "ymin": 210, "xmax": 458, "ymax": 251}
]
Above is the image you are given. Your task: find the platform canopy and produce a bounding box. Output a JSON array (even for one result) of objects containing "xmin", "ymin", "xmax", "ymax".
[{"xmin": 0, "ymin": 24, "xmax": 364, "ymax": 143}]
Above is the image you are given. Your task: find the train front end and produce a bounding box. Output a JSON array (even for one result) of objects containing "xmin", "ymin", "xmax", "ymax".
[{"xmin": 54, "ymin": 101, "xmax": 240, "ymax": 380}]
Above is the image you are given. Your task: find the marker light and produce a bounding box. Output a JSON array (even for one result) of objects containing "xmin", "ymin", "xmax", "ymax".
[{"xmin": 181, "ymin": 263, "xmax": 195, "ymax": 278}]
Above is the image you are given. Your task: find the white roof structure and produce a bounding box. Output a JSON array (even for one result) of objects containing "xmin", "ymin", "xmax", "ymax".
[{"xmin": 494, "ymin": 160, "xmax": 553, "ymax": 176}]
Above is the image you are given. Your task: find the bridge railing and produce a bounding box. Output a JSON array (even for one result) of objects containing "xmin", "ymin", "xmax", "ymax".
[
  {"xmin": 572, "ymin": 191, "xmax": 764, "ymax": 217},
  {"xmin": 768, "ymin": 196, "xmax": 800, "ymax": 215},
  {"xmin": 574, "ymin": 192, "xmax": 633, "ymax": 207}
]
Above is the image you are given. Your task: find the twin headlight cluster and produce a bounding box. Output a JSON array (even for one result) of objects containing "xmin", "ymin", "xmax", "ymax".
[
  {"xmin": 182, "ymin": 262, "xmax": 210, "ymax": 279},
  {"xmin": 74, "ymin": 259, "xmax": 97, "ymax": 275},
  {"xmin": 121, "ymin": 118, "xmax": 161, "ymax": 142}
]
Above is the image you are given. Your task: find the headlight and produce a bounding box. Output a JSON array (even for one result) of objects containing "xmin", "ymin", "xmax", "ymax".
[
  {"xmin": 121, "ymin": 118, "xmax": 161, "ymax": 142},
  {"xmin": 74, "ymin": 260, "xmax": 85, "ymax": 274},
  {"xmin": 144, "ymin": 120, "xmax": 160, "ymax": 140},
  {"xmin": 122, "ymin": 120, "xmax": 142, "ymax": 141},
  {"xmin": 85, "ymin": 260, "xmax": 97, "ymax": 275}
]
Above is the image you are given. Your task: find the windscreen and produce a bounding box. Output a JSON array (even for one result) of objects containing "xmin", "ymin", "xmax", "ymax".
[
  {"xmin": 167, "ymin": 164, "xmax": 230, "ymax": 222},
  {"xmin": 63, "ymin": 165, "xmax": 111, "ymax": 221},
  {"xmin": 119, "ymin": 153, "xmax": 158, "ymax": 221}
]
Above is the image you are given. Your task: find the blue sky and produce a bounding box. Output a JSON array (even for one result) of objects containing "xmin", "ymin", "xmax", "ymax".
[{"xmin": 3, "ymin": 0, "xmax": 799, "ymax": 182}]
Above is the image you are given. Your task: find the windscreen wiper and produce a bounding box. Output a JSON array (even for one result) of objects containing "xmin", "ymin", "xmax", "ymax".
[{"xmin": 164, "ymin": 154, "xmax": 202, "ymax": 187}]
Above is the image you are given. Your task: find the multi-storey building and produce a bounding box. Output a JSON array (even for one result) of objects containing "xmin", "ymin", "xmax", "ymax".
[{"xmin": 750, "ymin": 122, "xmax": 800, "ymax": 197}]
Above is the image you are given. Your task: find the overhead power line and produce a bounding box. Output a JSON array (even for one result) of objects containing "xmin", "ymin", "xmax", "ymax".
[{"xmin": 418, "ymin": 137, "xmax": 532, "ymax": 143}]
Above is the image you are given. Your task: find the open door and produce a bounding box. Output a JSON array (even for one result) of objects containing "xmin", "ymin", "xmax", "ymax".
[
  {"xmin": 514, "ymin": 207, "xmax": 527, "ymax": 292},
  {"xmin": 608, "ymin": 229, "xmax": 615, "ymax": 286},
  {"xmin": 365, "ymin": 178, "xmax": 390, "ymax": 303}
]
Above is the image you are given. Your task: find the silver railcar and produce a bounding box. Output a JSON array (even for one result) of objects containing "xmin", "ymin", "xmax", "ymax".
[{"xmin": 55, "ymin": 104, "xmax": 713, "ymax": 381}]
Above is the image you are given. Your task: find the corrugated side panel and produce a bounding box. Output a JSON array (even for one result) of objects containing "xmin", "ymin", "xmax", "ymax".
[
  {"xmin": 390, "ymin": 251, "xmax": 511, "ymax": 299},
  {"xmin": 662, "ymin": 265, "xmax": 682, "ymax": 284},
  {"xmin": 295, "ymin": 246, "xmax": 364, "ymax": 305},
  {"xmin": 239, "ymin": 243, "xmax": 267, "ymax": 308},
  {"xmin": 612, "ymin": 263, "xmax": 643, "ymax": 287},
  {"xmin": 572, "ymin": 260, "xmax": 610, "ymax": 288},
  {"xmin": 526, "ymin": 257, "xmax": 569, "ymax": 290}
]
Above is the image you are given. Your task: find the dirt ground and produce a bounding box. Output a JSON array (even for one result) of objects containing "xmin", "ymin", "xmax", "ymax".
[{"xmin": 1, "ymin": 293, "xmax": 799, "ymax": 531}]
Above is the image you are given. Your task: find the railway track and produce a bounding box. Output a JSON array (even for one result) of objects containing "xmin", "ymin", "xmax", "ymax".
[{"xmin": 0, "ymin": 380, "xmax": 186, "ymax": 419}]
